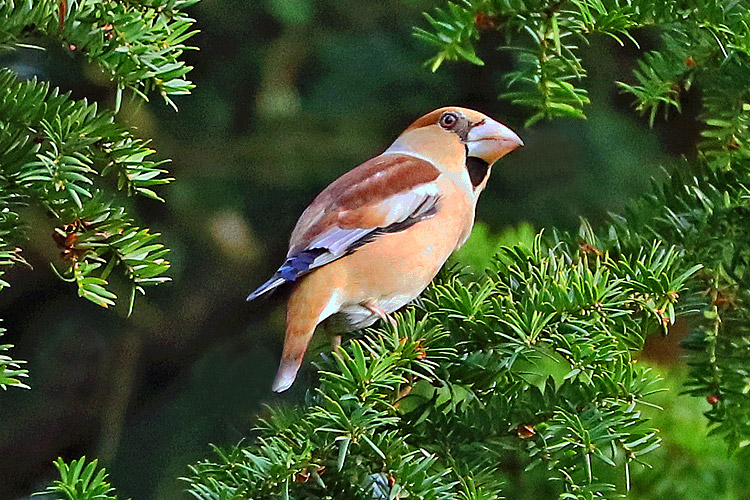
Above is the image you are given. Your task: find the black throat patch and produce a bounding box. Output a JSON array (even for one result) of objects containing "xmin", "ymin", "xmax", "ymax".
[{"xmin": 466, "ymin": 156, "xmax": 490, "ymax": 189}]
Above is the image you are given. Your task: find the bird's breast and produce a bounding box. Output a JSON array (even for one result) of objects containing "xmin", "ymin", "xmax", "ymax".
[{"xmin": 333, "ymin": 182, "xmax": 472, "ymax": 312}]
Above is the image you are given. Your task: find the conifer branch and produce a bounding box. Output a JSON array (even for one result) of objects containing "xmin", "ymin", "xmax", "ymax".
[
  {"xmin": 414, "ymin": 0, "xmax": 750, "ymax": 457},
  {"xmin": 0, "ymin": 0, "xmax": 197, "ymax": 395},
  {"xmin": 0, "ymin": 0, "xmax": 196, "ymax": 310}
]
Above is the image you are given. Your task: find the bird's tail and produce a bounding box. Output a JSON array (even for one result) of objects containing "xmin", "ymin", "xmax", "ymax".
[
  {"xmin": 271, "ymin": 280, "xmax": 334, "ymax": 392},
  {"xmin": 272, "ymin": 323, "xmax": 316, "ymax": 392}
]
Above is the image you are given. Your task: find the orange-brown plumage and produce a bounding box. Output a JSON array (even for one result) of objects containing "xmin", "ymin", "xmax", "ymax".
[
  {"xmin": 402, "ymin": 107, "xmax": 453, "ymax": 132},
  {"xmin": 247, "ymin": 107, "xmax": 523, "ymax": 392}
]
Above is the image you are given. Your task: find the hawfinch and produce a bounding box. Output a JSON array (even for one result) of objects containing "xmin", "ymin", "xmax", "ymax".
[{"xmin": 247, "ymin": 107, "xmax": 523, "ymax": 392}]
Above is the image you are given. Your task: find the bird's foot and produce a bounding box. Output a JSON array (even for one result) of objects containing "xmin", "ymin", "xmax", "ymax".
[
  {"xmin": 396, "ymin": 383, "xmax": 413, "ymax": 401},
  {"xmin": 393, "ymin": 374, "xmax": 414, "ymax": 408},
  {"xmin": 362, "ymin": 299, "xmax": 397, "ymax": 328}
]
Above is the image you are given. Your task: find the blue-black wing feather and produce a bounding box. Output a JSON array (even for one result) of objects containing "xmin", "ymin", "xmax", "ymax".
[{"xmin": 246, "ymin": 248, "xmax": 328, "ymax": 301}]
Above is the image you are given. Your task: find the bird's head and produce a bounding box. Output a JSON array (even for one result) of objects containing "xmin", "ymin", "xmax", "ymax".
[{"xmin": 387, "ymin": 107, "xmax": 523, "ymax": 194}]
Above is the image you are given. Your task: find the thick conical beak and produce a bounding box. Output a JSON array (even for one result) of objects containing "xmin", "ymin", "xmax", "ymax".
[{"xmin": 466, "ymin": 118, "xmax": 523, "ymax": 165}]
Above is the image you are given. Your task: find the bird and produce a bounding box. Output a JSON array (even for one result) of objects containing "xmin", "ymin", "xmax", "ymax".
[{"xmin": 247, "ymin": 107, "xmax": 523, "ymax": 392}]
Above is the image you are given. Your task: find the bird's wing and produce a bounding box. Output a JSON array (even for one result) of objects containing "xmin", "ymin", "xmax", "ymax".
[{"xmin": 246, "ymin": 153, "xmax": 441, "ymax": 300}]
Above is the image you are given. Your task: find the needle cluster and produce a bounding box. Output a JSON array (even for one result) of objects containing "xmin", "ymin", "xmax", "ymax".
[
  {"xmin": 416, "ymin": 0, "xmax": 750, "ymax": 455},
  {"xmin": 0, "ymin": 0, "xmax": 198, "ymax": 314}
]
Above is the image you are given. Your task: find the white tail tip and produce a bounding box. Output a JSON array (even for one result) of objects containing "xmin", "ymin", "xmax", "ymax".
[{"xmin": 271, "ymin": 360, "xmax": 301, "ymax": 393}]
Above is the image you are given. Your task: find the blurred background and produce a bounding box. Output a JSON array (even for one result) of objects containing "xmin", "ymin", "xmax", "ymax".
[{"xmin": 1, "ymin": 1, "xmax": 747, "ymax": 499}]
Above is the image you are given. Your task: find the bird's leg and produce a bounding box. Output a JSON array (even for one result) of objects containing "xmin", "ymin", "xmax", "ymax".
[
  {"xmin": 330, "ymin": 333, "xmax": 342, "ymax": 354},
  {"xmin": 362, "ymin": 299, "xmax": 397, "ymax": 327},
  {"xmin": 320, "ymin": 320, "xmax": 342, "ymax": 355}
]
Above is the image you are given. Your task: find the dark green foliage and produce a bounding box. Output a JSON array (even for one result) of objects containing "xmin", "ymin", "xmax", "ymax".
[
  {"xmin": 417, "ymin": 0, "xmax": 750, "ymax": 456},
  {"xmin": 599, "ymin": 161, "xmax": 750, "ymax": 450},
  {"xmin": 0, "ymin": 0, "xmax": 198, "ymax": 108},
  {"xmin": 184, "ymin": 238, "xmax": 697, "ymax": 499},
  {"xmin": 0, "ymin": 70, "xmax": 172, "ymax": 307},
  {"xmin": 0, "ymin": 1, "xmax": 197, "ymax": 310},
  {"xmin": 0, "ymin": 1, "xmax": 196, "ymax": 496},
  {"xmin": 40, "ymin": 457, "xmax": 121, "ymax": 500},
  {"xmin": 0, "ymin": 0, "xmax": 196, "ymax": 500},
  {"xmin": 416, "ymin": 0, "xmax": 750, "ymax": 132},
  {"xmin": 183, "ymin": 1, "xmax": 750, "ymax": 499},
  {"xmin": 0, "ymin": 7, "xmax": 197, "ymax": 492}
]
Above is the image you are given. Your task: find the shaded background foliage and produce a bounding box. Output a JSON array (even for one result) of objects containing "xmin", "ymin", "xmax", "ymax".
[{"xmin": 0, "ymin": 1, "xmax": 745, "ymax": 499}]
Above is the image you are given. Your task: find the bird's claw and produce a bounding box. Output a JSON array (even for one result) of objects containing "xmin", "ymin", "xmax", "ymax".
[{"xmin": 362, "ymin": 299, "xmax": 398, "ymax": 328}]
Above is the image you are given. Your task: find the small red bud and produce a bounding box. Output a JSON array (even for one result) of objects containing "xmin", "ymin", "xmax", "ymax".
[
  {"xmin": 517, "ymin": 424, "xmax": 536, "ymax": 438},
  {"xmin": 474, "ymin": 12, "xmax": 499, "ymax": 30},
  {"xmin": 579, "ymin": 242, "xmax": 603, "ymax": 257},
  {"xmin": 64, "ymin": 233, "xmax": 78, "ymax": 247},
  {"xmin": 707, "ymin": 394, "xmax": 720, "ymax": 405}
]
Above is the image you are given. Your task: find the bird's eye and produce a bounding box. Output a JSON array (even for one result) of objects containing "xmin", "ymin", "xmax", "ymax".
[{"xmin": 439, "ymin": 112, "xmax": 459, "ymax": 129}]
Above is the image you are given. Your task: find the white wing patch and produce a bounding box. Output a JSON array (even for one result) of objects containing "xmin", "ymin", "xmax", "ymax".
[{"xmin": 301, "ymin": 184, "xmax": 441, "ymax": 271}]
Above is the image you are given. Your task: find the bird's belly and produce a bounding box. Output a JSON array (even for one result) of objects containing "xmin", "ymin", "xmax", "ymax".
[
  {"xmin": 326, "ymin": 293, "xmax": 414, "ymax": 331},
  {"xmin": 325, "ymin": 207, "xmax": 470, "ymax": 331}
]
